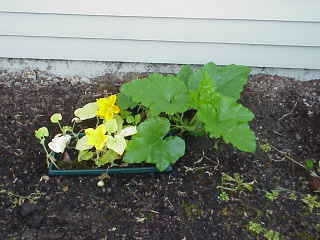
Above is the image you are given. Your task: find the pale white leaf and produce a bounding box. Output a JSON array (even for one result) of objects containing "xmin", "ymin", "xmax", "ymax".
[
  {"xmin": 74, "ymin": 102, "xmax": 98, "ymax": 120},
  {"xmin": 75, "ymin": 136, "xmax": 93, "ymax": 151},
  {"xmin": 118, "ymin": 126, "xmax": 137, "ymax": 137}
]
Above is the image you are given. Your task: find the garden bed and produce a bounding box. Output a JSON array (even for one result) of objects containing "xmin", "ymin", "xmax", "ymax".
[{"xmin": 0, "ymin": 70, "xmax": 320, "ymax": 239}]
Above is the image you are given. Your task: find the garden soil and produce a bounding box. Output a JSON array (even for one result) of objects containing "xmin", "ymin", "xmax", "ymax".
[{"xmin": 0, "ymin": 71, "xmax": 320, "ymax": 240}]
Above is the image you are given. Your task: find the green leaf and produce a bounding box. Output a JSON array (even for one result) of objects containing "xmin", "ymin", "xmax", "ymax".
[
  {"xmin": 95, "ymin": 150, "xmax": 120, "ymax": 167},
  {"xmin": 148, "ymin": 136, "xmax": 185, "ymax": 171},
  {"xmin": 120, "ymin": 110, "xmax": 130, "ymax": 119},
  {"xmin": 78, "ymin": 150, "xmax": 94, "ymax": 162},
  {"xmin": 189, "ymin": 70, "xmax": 217, "ymax": 108},
  {"xmin": 197, "ymin": 96, "xmax": 256, "ymax": 152},
  {"xmin": 177, "ymin": 65, "xmax": 193, "ymax": 86},
  {"xmin": 50, "ymin": 113, "xmax": 62, "ymax": 123},
  {"xmin": 186, "ymin": 62, "xmax": 251, "ymax": 100},
  {"xmin": 74, "ymin": 102, "xmax": 98, "ymax": 120},
  {"xmin": 34, "ymin": 127, "xmax": 49, "ymax": 140},
  {"xmin": 305, "ymin": 159, "xmax": 314, "ymax": 170},
  {"xmin": 123, "ymin": 117, "xmax": 185, "ymax": 171},
  {"xmin": 126, "ymin": 115, "xmax": 135, "ymax": 124},
  {"xmin": 117, "ymin": 93, "xmax": 138, "ymax": 110},
  {"xmin": 134, "ymin": 114, "xmax": 141, "ymax": 124},
  {"xmin": 264, "ymin": 230, "xmax": 281, "ymax": 240},
  {"xmin": 190, "ymin": 76, "xmax": 256, "ymax": 152},
  {"xmin": 120, "ymin": 73, "xmax": 190, "ymax": 116},
  {"xmin": 202, "ymin": 62, "xmax": 251, "ymax": 100}
]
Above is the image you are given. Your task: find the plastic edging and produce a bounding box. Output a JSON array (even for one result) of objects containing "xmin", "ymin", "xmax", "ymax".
[{"xmin": 48, "ymin": 164, "xmax": 173, "ymax": 176}]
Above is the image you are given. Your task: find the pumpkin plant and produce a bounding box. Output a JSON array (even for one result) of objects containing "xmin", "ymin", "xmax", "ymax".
[
  {"xmin": 35, "ymin": 62, "xmax": 256, "ymax": 173},
  {"xmin": 118, "ymin": 62, "xmax": 256, "ymax": 153}
]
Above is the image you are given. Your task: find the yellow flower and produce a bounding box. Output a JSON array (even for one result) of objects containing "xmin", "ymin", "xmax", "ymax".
[
  {"xmin": 96, "ymin": 95, "xmax": 120, "ymax": 121},
  {"xmin": 85, "ymin": 124, "xmax": 108, "ymax": 150}
]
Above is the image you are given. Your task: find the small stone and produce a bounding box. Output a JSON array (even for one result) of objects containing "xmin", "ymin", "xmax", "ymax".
[
  {"xmin": 40, "ymin": 175, "xmax": 50, "ymax": 182},
  {"xmin": 97, "ymin": 180, "xmax": 105, "ymax": 187},
  {"xmin": 62, "ymin": 185, "xmax": 69, "ymax": 192}
]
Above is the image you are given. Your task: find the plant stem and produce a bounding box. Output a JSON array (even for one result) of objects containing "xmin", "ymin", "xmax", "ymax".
[
  {"xmin": 57, "ymin": 122, "xmax": 64, "ymax": 134},
  {"xmin": 40, "ymin": 141, "xmax": 59, "ymax": 169},
  {"xmin": 189, "ymin": 113, "xmax": 198, "ymax": 125}
]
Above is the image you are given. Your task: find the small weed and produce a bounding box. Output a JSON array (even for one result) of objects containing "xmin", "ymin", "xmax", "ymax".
[
  {"xmin": 247, "ymin": 221, "xmax": 282, "ymax": 240},
  {"xmin": 247, "ymin": 221, "xmax": 264, "ymax": 234},
  {"xmin": 218, "ymin": 191, "xmax": 230, "ymax": 201},
  {"xmin": 260, "ymin": 143, "xmax": 272, "ymax": 153},
  {"xmin": 264, "ymin": 230, "xmax": 281, "ymax": 240},
  {"xmin": 301, "ymin": 194, "xmax": 320, "ymax": 212},
  {"xmin": 0, "ymin": 189, "xmax": 44, "ymax": 208},
  {"xmin": 217, "ymin": 173, "xmax": 254, "ymax": 196},
  {"xmin": 288, "ymin": 192, "xmax": 297, "ymax": 201},
  {"xmin": 265, "ymin": 190, "xmax": 280, "ymax": 201}
]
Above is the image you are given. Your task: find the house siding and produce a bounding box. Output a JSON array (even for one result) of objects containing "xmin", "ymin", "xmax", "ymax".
[{"xmin": 0, "ymin": 1, "xmax": 319, "ymax": 69}]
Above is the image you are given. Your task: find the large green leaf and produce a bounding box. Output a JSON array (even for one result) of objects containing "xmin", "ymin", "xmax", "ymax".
[
  {"xmin": 123, "ymin": 117, "xmax": 185, "ymax": 171},
  {"xmin": 117, "ymin": 93, "xmax": 138, "ymax": 110},
  {"xmin": 190, "ymin": 76, "xmax": 256, "ymax": 152},
  {"xmin": 204, "ymin": 62, "xmax": 251, "ymax": 99},
  {"xmin": 197, "ymin": 95, "xmax": 256, "ymax": 152},
  {"xmin": 177, "ymin": 65, "xmax": 193, "ymax": 86},
  {"xmin": 186, "ymin": 62, "xmax": 251, "ymax": 100},
  {"xmin": 120, "ymin": 74, "xmax": 190, "ymax": 116}
]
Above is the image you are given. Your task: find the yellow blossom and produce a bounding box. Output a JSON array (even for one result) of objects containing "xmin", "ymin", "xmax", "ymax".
[
  {"xmin": 85, "ymin": 124, "xmax": 108, "ymax": 150},
  {"xmin": 96, "ymin": 95, "xmax": 120, "ymax": 121}
]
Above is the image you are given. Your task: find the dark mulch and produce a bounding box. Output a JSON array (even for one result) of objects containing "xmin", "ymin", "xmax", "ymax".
[{"xmin": 0, "ymin": 71, "xmax": 320, "ymax": 240}]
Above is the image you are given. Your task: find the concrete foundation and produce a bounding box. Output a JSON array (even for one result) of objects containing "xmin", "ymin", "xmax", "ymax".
[{"xmin": 1, "ymin": 58, "xmax": 320, "ymax": 84}]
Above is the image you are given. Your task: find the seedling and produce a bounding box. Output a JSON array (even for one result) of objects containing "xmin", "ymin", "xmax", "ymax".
[
  {"xmin": 247, "ymin": 221, "xmax": 282, "ymax": 240},
  {"xmin": 264, "ymin": 230, "xmax": 281, "ymax": 240},
  {"xmin": 288, "ymin": 193, "xmax": 297, "ymax": 201},
  {"xmin": 265, "ymin": 190, "xmax": 280, "ymax": 201},
  {"xmin": 0, "ymin": 189, "xmax": 44, "ymax": 208},
  {"xmin": 247, "ymin": 221, "xmax": 264, "ymax": 234},
  {"xmin": 260, "ymin": 143, "xmax": 272, "ymax": 153},
  {"xmin": 217, "ymin": 173, "xmax": 254, "ymax": 197},
  {"xmin": 301, "ymin": 194, "xmax": 320, "ymax": 212},
  {"xmin": 218, "ymin": 191, "xmax": 230, "ymax": 201}
]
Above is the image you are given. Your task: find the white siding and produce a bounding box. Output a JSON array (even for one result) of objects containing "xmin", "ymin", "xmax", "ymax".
[
  {"xmin": 0, "ymin": 0, "xmax": 320, "ymax": 69},
  {"xmin": 1, "ymin": 13, "xmax": 319, "ymax": 47},
  {"xmin": 1, "ymin": 0, "xmax": 320, "ymax": 21}
]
